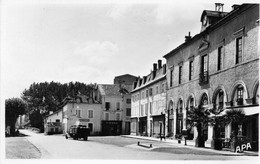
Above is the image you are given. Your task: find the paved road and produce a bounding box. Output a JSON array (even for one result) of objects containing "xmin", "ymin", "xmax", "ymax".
[{"xmin": 19, "ymin": 130, "xmax": 258, "ymax": 160}]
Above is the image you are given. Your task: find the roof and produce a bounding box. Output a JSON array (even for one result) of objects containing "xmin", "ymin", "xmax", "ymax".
[
  {"xmin": 98, "ymin": 84, "xmax": 132, "ymax": 96},
  {"xmin": 44, "ymin": 108, "xmax": 62, "ymax": 118},
  {"xmin": 163, "ymin": 4, "xmax": 257, "ymax": 59},
  {"xmin": 200, "ymin": 10, "xmax": 228, "ymax": 22},
  {"xmin": 132, "ymin": 65, "xmax": 166, "ymax": 93}
]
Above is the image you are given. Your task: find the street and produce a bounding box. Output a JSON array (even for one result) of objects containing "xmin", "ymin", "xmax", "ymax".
[{"xmin": 5, "ymin": 130, "xmax": 259, "ymax": 161}]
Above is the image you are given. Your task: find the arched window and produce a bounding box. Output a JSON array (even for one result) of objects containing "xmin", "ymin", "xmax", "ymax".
[
  {"xmin": 214, "ymin": 90, "xmax": 224, "ymax": 110},
  {"xmin": 233, "ymin": 85, "xmax": 244, "ymax": 106},
  {"xmin": 201, "ymin": 93, "xmax": 208, "ymax": 106},
  {"xmin": 178, "ymin": 99, "xmax": 183, "ymax": 113}
]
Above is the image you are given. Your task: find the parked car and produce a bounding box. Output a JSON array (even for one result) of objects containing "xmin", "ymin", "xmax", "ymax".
[{"xmin": 65, "ymin": 125, "xmax": 90, "ymax": 140}]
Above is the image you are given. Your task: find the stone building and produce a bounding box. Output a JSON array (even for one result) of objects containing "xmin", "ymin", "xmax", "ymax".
[
  {"xmin": 44, "ymin": 95, "xmax": 103, "ymax": 135},
  {"xmin": 163, "ymin": 3, "xmax": 259, "ymax": 149},
  {"xmin": 94, "ymin": 74, "xmax": 137, "ymax": 135},
  {"xmin": 131, "ymin": 60, "xmax": 167, "ymax": 137}
]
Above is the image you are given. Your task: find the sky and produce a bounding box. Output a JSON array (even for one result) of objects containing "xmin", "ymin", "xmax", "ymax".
[{"xmin": 0, "ymin": 0, "xmax": 254, "ymax": 99}]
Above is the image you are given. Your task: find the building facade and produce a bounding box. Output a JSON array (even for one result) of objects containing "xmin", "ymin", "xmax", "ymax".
[
  {"xmin": 44, "ymin": 95, "xmax": 103, "ymax": 135},
  {"xmin": 131, "ymin": 60, "xmax": 167, "ymax": 137},
  {"xmin": 94, "ymin": 74, "xmax": 137, "ymax": 135},
  {"xmin": 163, "ymin": 3, "xmax": 259, "ymax": 149}
]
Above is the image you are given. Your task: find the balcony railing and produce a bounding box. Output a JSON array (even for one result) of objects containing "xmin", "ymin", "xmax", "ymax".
[{"xmin": 199, "ymin": 71, "xmax": 209, "ymax": 85}]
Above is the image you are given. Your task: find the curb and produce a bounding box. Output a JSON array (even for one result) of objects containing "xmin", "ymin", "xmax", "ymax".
[{"xmin": 121, "ymin": 135, "xmax": 258, "ymax": 156}]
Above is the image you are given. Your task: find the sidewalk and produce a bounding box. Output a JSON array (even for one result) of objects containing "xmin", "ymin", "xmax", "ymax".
[{"xmin": 121, "ymin": 135, "xmax": 259, "ymax": 156}]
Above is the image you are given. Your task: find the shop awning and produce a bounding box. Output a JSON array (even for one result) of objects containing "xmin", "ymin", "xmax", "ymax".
[{"xmin": 243, "ymin": 106, "xmax": 259, "ymax": 116}]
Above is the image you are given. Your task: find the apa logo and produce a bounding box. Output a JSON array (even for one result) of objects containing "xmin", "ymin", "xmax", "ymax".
[{"xmin": 235, "ymin": 142, "xmax": 252, "ymax": 153}]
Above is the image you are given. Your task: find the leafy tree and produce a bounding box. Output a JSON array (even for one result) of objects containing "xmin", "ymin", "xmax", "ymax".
[
  {"xmin": 5, "ymin": 98, "xmax": 27, "ymax": 136},
  {"xmin": 222, "ymin": 108, "xmax": 246, "ymax": 150},
  {"xmin": 187, "ymin": 106, "xmax": 211, "ymax": 147},
  {"xmin": 21, "ymin": 81, "xmax": 97, "ymax": 132}
]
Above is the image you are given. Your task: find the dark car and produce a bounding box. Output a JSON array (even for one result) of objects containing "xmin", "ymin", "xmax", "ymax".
[{"xmin": 65, "ymin": 125, "xmax": 90, "ymax": 140}]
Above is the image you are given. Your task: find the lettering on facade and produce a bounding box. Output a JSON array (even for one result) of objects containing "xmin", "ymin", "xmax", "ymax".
[{"xmin": 235, "ymin": 142, "xmax": 252, "ymax": 153}]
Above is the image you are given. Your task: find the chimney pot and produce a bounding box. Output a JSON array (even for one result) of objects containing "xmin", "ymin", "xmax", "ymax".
[
  {"xmin": 153, "ymin": 63, "xmax": 157, "ymax": 71},
  {"xmin": 158, "ymin": 60, "xmax": 162, "ymax": 69},
  {"xmin": 185, "ymin": 32, "xmax": 192, "ymax": 42}
]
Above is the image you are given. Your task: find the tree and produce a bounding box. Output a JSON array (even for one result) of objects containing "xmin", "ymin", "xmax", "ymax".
[
  {"xmin": 187, "ymin": 106, "xmax": 211, "ymax": 147},
  {"xmin": 21, "ymin": 81, "xmax": 97, "ymax": 132},
  {"xmin": 222, "ymin": 108, "xmax": 246, "ymax": 151},
  {"xmin": 5, "ymin": 98, "xmax": 27, "ymax": 136}
]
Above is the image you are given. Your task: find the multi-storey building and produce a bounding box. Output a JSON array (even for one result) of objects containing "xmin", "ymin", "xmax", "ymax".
[
  {"xmin": 94, "ymin": 74, "xmax": 137, "ymax": 135},
  {"xmin": 131, "ymin": 60, "xmax": 167, "ymax": 137},
  {"xmin": 44, "ymin": 94, "xmax": 102, "ymax": 135},
  {"xmin": 163, "ymin": 3, "xmax": 259, "ymax": 149}
]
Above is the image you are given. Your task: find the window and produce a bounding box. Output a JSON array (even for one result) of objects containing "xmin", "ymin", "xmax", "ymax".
[
  {"xmin": 105, "ymin": 102, "xmax": 110, "ymax": 110},
  {"xmin": 178, "ymin": 100, "xmax": 183, "ymax": 113},
  {"xmin": 126, "ymin": 108, "xmax": 131, "ymax": 116},
  {"xmin": 189, "ymin": 60, "xmax": 194, "ymax": 80},
  {"xmin": 88, "ymin": 110, "xmax": 93, "ymax": 118},
  {"xmin": 190, "ymin": 98, "xmax": 194, "ymax": 109},
  {"xmin": 76, "ymin": 109, "xmax": 81, "ymax": 117},
  {"xmin": 156, "ymin": 85, "xmax": 159, "ymax": 94},
  {"xmin": 88, "ymin": 123, "xmax": 93, "ymax": 132},
  {"xmin": 146, "ymin": 90, "xmax": 148, "ymax": 98},
  {"xmin": 55, "ymin": 119, "xmax": 60, "ymax": 122},
  {"xmin": 237, "ymin": 86, "xmax": 244, "ymax": 105},
  {"xmin": 149, "ymin": 88, "xmax": 153, "ymax": 96},
  {"xmin": 179, "ymin": 66, "xmax": 182, "ymax": 84},
  {"xmin": 218, "ymin": 46, "xmax": 223, "ymax": 70},
  {"xmin": 236, "ymin": 37, "xmax": 242, "ymax": 64},
  {"xmin": 105, "ymin": 113, "xmax": 109, "ymax": 120},
  {"xmin": 116, "ymin": 102, "xmax": 120, "ymax": 110},
  {"xmin": 170, "ymin": 70, "xmax": 173, "ymax": 87},
  {"xmin": 141, "ymin": 92, "xmax": 144, "ymax": 99},
  {"xmin": 126, "ymin": 99, "xmax": 131, "ymax": 104},
  {"xmin": 200, "ymin": 55, "xmax": 208, "ymax": 84},
  {"xmin": 141, "ymin": 105, "xmax": 144, "ymax": 116},
  {"xmin": 149, "ymin": 102, "xmax": 152, "ymax": 114},
  {"xmin": 116, "ymin": 113, "xmax": 121, "ymax": 120},
  {"xmin": 218, "ymin": 91, "xmax": 224, "ymax": 109},
  {"xmin": 202, "ymin": 55, "xmax": 208, "ymax": 74},
  {"xmin": 161, "ymin": 83, "xmax": 165, "ymax": 93},
  {"xmin": 145, "ymin": 103, "xmax": 148, "ymax": 115}
]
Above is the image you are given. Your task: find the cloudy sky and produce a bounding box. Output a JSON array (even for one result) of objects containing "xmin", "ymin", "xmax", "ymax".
[{"xmin": 0, "ymin": 0, "xmax": 252, "ymax": 99}]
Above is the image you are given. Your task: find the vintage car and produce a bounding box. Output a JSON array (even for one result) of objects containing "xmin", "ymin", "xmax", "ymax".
[{"xmin": 65, "ymin": 125, "xmax": 90, "ymax": 140}]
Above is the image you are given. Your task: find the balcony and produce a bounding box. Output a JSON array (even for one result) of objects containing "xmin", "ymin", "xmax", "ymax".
[{"xmin": 199, "ymin": 71, "xmax": 209, "ymax": 85}]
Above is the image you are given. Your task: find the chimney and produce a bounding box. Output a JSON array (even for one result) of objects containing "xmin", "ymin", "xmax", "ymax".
[
  {"xmin": 215, "ymin": 3, "xmax": 224, "ymax": 12},
  {"xmin": 185, "ymin": 32, "xmax": 192, "ymax": 42},
  {"xmin": 232, "ymin": 4, "xmax": 240, "ymax": 11},
  {"xmin": 153, "ymin": 63, "xmax": 157, "ymax": 72},
  {"xmin": 163, "ymin": 64, "xmax": 167, "ymax": 74},
  {"xmin": 158, "ymin": 60, "xmax": 162, "ymax": 69}
]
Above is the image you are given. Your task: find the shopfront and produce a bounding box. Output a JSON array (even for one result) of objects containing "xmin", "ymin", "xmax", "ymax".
[{"xmin": 152, "ymin": 114, "xmax": 165, "ymax": 137}]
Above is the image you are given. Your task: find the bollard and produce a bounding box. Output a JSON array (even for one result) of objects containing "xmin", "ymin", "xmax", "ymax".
[
  {"xmin": 137, "ymin": 141, "xmax": 140, "ymax": 146},
  {"xmin": 150, "ymin": 144, "xmax": 152, "ymax": 148}
]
